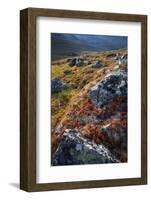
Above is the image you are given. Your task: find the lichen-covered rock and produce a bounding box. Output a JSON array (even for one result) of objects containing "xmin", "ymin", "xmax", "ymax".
[
  {"xmin": 68, "ymin": 58, "xmax": 90, "ymax": 67},
  {"xmin": 51, "ymin": 78, "xmax": 67, "ymax": 93},
  {"xmin": 52, "ymin": 129, "xmax": 119, "ymax": 166},
  {"xmin": 75, "ymin": 58, "xmax": 84, "ymax": 67},
  {"xmin": 89, "ymin": 70, "xmax": 127, "ymax": 107},
  {"xmin": 69, "ymin": 58, "xmax": 77, "ymax": 67},
  {"xmin": 120, "ymin": 54, "xmax": 128, "ymax": 65},
  {"xmin": 92, "ymin": 60, "xmax": 103, "ymax": 68}
]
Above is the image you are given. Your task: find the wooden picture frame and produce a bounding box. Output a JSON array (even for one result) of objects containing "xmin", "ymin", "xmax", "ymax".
[{"xmin": 20, "ymin": 7, "xmax": 147, "ymax": 192}]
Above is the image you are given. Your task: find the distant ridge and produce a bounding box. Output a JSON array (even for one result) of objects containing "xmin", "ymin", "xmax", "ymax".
[{"xmin": 51, "ymin": 33, "xmax": 127, "ymax": 61}]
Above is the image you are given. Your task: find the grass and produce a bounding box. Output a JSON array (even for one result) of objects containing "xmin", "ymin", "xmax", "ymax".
[
  {"xmin": 51, "ymin": 89, "xmax": 76, "ymax": 129},
  {"xmin": 51, "ymin": 58, "xmax": 100, "ymax": 130}
]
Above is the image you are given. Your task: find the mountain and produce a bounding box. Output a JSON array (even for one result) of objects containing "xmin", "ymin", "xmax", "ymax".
[{"xmin": 51, "ymin": 33, "xmax": 127, "ymax": 61}]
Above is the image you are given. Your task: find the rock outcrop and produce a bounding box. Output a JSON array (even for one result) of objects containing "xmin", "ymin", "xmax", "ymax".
[
  {"xmin": 52, "ymin": 129, "xmax": 119, "ymax": 166},
  {"xmin": 51, "ymin": 49, "xmax": 128, "ymax": 165},
  {"xmin": 120, "ymin": 54, "xmax": 128, "ymax": 65},
  {"xmin": 92, "ymin": 60, "xmax": 104, "ymax": 68},
  {"xmin": 69, "ymin": 58, "xmax": 77, "ymax": 67},
  {"xmin": 68, "ymin": 58, "xmax": 91, "ymax": 67},
  {"xmin": 89, "ymin": 69, "xmax": 127, "ymax": 107},
  {"xmin": 51, "ymin": 78, "xmax": 67, "ymax": 93}
]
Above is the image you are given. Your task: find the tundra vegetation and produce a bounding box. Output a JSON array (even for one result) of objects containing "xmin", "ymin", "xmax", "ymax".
[{"xmin": 51, "ymin": 34, "xmax": 128, "ymax": 166}]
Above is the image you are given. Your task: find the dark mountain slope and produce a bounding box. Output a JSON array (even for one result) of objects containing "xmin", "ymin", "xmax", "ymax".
[{"xmin": 51, "ymin": 33, "xmax": 127, "ymax": 61}]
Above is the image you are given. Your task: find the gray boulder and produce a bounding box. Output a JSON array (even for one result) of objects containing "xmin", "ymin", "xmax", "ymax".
[
  {"xmin": 51, "ymin": 79, "xmax": 66, "ymax": 93},
  {"xmin": 69, "ymin": 58, "xmax": 90, "ymax": 67},
  {"xmin": 92, "ymin": 60, "xmax": 103, "ymax": 68},
  {"xmin": 69, "ymin": 58, "xmax": 77, "ymax": 67},
  {"xmin": 68, "ymin": 58, "xmax": 84, "ymax": 67},
  {"xmin": 117, "ymin": 54, "xmax": 128, "ymax": 65},
  {"xmin": 121, "ymin": 54, "xmax": 128, "ymax": 65},
  {"xmin": 52, "ymin": 129, "xmax": 119, "ymax": 166},
  {"xmin": 89, "ymin": 70, "xmax": 127, "ymax": 107},
  {"xmin": 75, "ymin": 58, "xmax": 84, "ymax": 67}
]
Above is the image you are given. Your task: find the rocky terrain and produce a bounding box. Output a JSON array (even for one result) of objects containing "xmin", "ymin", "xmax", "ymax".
[
  {"xmin": 52, "ymin": 129, "xmax": 119, "ymax": 166},
  {"xmin": 51, "ymin": 48, "xmax": 128, "ymax": 166}
]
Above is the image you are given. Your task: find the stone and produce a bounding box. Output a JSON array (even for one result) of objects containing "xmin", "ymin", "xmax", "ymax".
[
  {"xmin": 89, "ymin": 70, "xmax": 127, "ymax": 107},
  {"xmin": 92, "ymin": 60, "xmax": 103, "ymax": 68},
  {"xmin": 69, "ymin": 58, "xmax": 77, "ymax": 67},
  {"xmin": 117, "ymin": 54, "xmax": 128, "ymax": 65},
  {"xmin": 68, "ymin": 57, "xmax": 91, "ymax": 67},
  {"xmin": 52, "ymin": 129, "xmax": 119, "ymax": 166},
  {"xmin": 121, "ymin": 54, "xmax": 128, "ymax": 65},
  {"xmin": 51, "ymin": 78, "xmax": 66, "ymax": 93},
  {"xmin": 75, "ymin": 58, "xmax": 84, "ymax": 67}
]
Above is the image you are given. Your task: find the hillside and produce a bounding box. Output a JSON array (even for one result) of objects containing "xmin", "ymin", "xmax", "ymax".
[
  {"xmin": 51, "ymin": 48, "xmax": 128, "ymax": 165},
  {"xmin": 51, "ymin": 33, "xmax": 127, "ymax": 61}
]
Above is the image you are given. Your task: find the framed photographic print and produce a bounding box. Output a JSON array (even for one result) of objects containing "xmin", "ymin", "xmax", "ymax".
[{"xmin": 20, "ymin": 8, "xmax": 147, "ymax": 191}]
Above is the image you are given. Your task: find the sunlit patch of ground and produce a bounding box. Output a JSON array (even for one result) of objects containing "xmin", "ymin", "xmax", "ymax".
[{"xmin": 51, "ymin": 48, "xmax": 127, "ymax": 161}]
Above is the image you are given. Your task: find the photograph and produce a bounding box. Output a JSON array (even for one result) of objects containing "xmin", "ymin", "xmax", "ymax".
[
  {"xmin": 20, "ymin": 7, "xmax": 147, "ymax": 192},
  {"xmin": 51, "ymin": 33, "xmax": 128, "ymax": 166}
]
